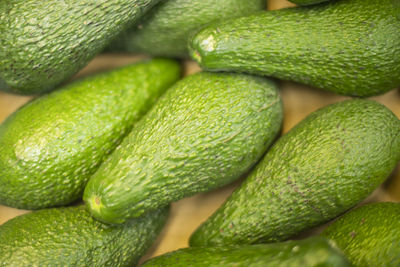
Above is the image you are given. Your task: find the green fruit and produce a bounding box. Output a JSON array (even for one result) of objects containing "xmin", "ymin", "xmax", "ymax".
[
  {"xmin": 141, "ymin": 237, "xmax": 350, "ymax": 267},
  {"xmin": 323, "ymin": 202, "xmax": 400, "ymax": 267},
  {"xmin": 107, "ymin": 0, "xmax": 266, "ymax": 58},
  {"xmin": 84, "ymin": 72, "xmax": 283, "ymax": 224},
  {"xmin": 0, "ymin": 59, "xmax": 181, "ymax": 210},
  {"xmin": 190, "ymin": 99, "xmax": 400, "ymax": 246},
  {"xmin": 0, "ymin": 0, "xmax": 161, "ymax": 95},
  {"xmin": 0, "ymin": 205, "xmax": 168, "ymax": 267},
  {"xmin": 189, "ymin": 0, "xmax": 400, "ymax": 97},
  {"xmin": 288, "ymin": 0, "xmax": 331, "ymax": 6}
]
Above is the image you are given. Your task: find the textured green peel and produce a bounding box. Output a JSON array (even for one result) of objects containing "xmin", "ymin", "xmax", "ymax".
[
  {"xmin": 142, "ymin": 237, "xmax": 350, "ymax": 267},
  {"xmin": 0, "ymin": 0, "xmax": 161, "ymax": 95},
  {"xmin": 190, "ymin": 99, "xmax": 400, "ymax": 246},
  {"xmin": 84, "ymin": 72, "xmax": 283, "ymax": 224},
  {"xmin": 107, "ymin": 0, "xmax": 266, "ymax": 57},
  {"xmin": 0, "ymin": 205, "xmax": 169, "ymax": 267},
  {"xmin": 0, "ymin": 59, "xmax": 181, "ymax": 210},
  {"xmin": 189, "ymin": 0, "xmax": 400, "ymax": 97},
  {"xmin": 323, "ymin": 202, "xmax": 400, "ymax": 266}
]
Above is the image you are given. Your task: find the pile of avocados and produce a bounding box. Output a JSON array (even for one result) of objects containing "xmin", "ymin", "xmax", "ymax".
[{"xmin": 0, "ymin": 0, "xmax": 399, "ymax": 266}]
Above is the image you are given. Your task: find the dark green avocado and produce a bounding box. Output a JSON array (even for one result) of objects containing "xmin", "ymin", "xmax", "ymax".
[
  {"xmin": 190, "ymin": 100, "xmax": 400, "ymax": 246},
  {"xmin": 84, "ymin": 72, "xmax": 283, "ymax": 224},
  {"xmin": 0, "ymin": 59, "xmax": 181, "ymax": 210},
  {"xmin": 323, "ymin": 202, "xmax": 400, "ymax": 266},
  {"xmin": 141, "ymin": 237, "xmax": 350, "ymax": 267},
  {"xmin": 107, "ymin": 0, "xmax": 266, "ymax": 58},
  {"xmin": 0, "ymin": 205, "xmax": 169, "ymax": 267},
  {"xmin": 189, "ymin": 0, "xmax": 400, "ymax": 97},
  {"xmin": 0, "ymin": 0, "xmax": 161, "ymax": 95}
]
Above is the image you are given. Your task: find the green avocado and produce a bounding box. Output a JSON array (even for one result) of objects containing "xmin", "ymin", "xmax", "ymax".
[
  {"xmin": 141, "ymin": 237, "xmax": 350, "ymax": 267},
  {"xmin": 84, "ymin": 72, "xmax": 283, "ymax": 224},
  {"xmin": 190, "ymin": 99, "xmax": 400, "ymax": 246},
  {"xmin": 0, "ymin": 205, "xmax": 169, "ymax": 267},
  {"xmin": 189, "ymin": 0, "xmax": 400, "ymax": 97},
  {"xmin": 323, "ymin": 202, "xmax": 400, "ymax": 267},
  {"xmin": 107, "ymin": 0, "xmax": 266, "ymax": 58},
  {"xmin": 0, "ymin": 0, "xmax": 160, "ymax": 95},
  {"xmin": 288, "ymin": 0, "xmax": 331, "ymax": 6},
  {"xmin": 0, "ymin": 59, "xmax": 181, "ymax": 210}
]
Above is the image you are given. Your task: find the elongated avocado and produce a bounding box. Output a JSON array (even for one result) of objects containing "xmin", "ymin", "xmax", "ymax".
[
  {"xmin": 189, "ymin": 0, "xmax": 400, "ymax": 97},
  {"xmin": 0, "ymin": 0, "xmax": 160, "ymax": 95},
  {"xmin": 107, "ymin": 0, "xmax": 266, "ymax": 58},
  {"xmin": 84, "ymin": 72, "xmax": 283, "ymax": 224},
  {"xmin": 288, "ymin": 0, "xmax": 331, "ymax": 6},
  {"xmin": 141, "ymin": 237, "xmax": 350, "ymax": 267},
  {"xmin": 190, "ymin": 100, "xmax": 400, "ymax": 246},
  {"xmin": 323, "ymin": 202, "xmax": 400, "ymax": 267},
  {"xmin": 0, "ymin": 59, "xmax": 181, "ymax": 210},
  {"xmin": 0, "ymin": 205, "xmax": 169, "ymax": 267}
]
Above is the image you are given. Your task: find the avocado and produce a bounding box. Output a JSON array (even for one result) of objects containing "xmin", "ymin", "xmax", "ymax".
[
  {"xmin": 0, "ymin": 205, "xmax": 169, "ymax": 267},
  {"xmin": 84, "ymin": 72, "xmax": 283, "ymax": 224},
  {"xmin": 189, "ymin": 99, "xmax": 400, "ymax": 246},
  {"xmin": 288, "ymin": 0, "xmax": 331, "ymax": 6},
  {"xmin": 0, "ymin": 59, "xmax": 181, "ymax": 210},
  {"xmin": 141, "ymin": 237, "xmax": 350, "ymax": 267},
  {"xmin": 323, "ymin": 202, "xmax": 400, "ymax": 267},
  {"xmin": 107, "ymin": 0, "xmax": 266, "ymax": 58},
  {"xmin": 189, "ymin": 0, "xmax": 400, "ymax": 97},
  {"xmin": 0, "ymin": 0, "xmax": 161, "ymax": 95}
]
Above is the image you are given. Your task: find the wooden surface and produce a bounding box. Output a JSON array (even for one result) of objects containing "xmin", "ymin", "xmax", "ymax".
[{"xmin": 0, "ymin": 0, "xmax": 399, "ymax": 263}]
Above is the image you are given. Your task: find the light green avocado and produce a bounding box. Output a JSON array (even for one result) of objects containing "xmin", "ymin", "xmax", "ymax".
[
  {"xmin": 84, "ymin": 72, "xmax": 283, "ymax": 224},
  {"xmin": 189, "ymin": 0, "xmax": 400, "ymax": 97},
  {"xmin": 189, "ymin": 100, "xmax": 400, "ymax": 246},
  {"xmin": 0, "ymin": 205, "xmax": 169, "ymax": 267},
  {"xmin": 107, "ymin": 0, "xmax": 266, "ymax": 58},
  {"xmin": 323, "ymin": 202, "xmax": 400, "ymax": 267},
  {"xmin": 0, "ymin": 0, "xmax": 160, "ymax": 95},
  {"xmin": 141, "ymin": 237, "xmax": 350, "ymax": 267},
  {"xmin": 0, "ymin": 59, "xmax": 181, "ymax": 210},
  {"xmin": 288, "ymin": 0, "xmax": 331, "ymax": 6}
]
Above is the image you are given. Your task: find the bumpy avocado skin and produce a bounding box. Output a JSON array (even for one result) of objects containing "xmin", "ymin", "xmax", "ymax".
[
  {"xmin": 190, "ymin": 100, "xmax": 400, "ymax": 246},
  {"xmin": 84, "ymin": 72, "xmax": 283, "ymax": 224},
  {"xmin": 107, "ymin": 0, "xmax": 265, "ymax": 58},
  {"xmin": 0, "ymin": 59, "xmax": 181, "ymax": 210},
  {"xmin": 323, "ymin": 202, "xmax": 400, "ymax": 267},
  {"xmin": 141, "ymin": 237, "xmax": 350, "ymax": 267},
  {"xmin": 0, "ymin": 205, "xmax": 169, "ymax": 267},
  {"xmin": 289, "ymin": 0, "xmax": 331, "ymax": 6},
  {"xmin": 0, "ymin": 0, "xmax": 160, "ymax": 95},
  {"xmin": 189, "ymin": 0, "xmax": 400, "ymax": 97}
]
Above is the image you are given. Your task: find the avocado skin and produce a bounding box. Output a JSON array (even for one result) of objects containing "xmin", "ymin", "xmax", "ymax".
[
  {"xmin": 107, "ymin": 0, "xmax": 265, "ymax": 58},
  {"xmin": 288, "ymin": 0, "xmax": 331, "ymax": 6},
  {"xmin": 323, "ymin": 202, "xmax": 400, "ymax": 267},
  {"xmin": 141, "ymin": 237, "xmax": 350, "ymax": 267},
  {"xmin": 189, "ymin": 0, "xmax": 400, "ymax": 97},
  {"xmin": 0, "ymin": 59, "xmax": 181, "ymax": 210},
  {"xmin": 190, "ymin": 99, "xmax": 400, "ymax": 246},
  {"xmin": 0, "ymin": 205, "xmax": 169, "ymax": 267},
  {"xmin": 84, "ymin": 72, "xmax": 283, "ymax": 224},
  {"xmin": 0, "ymin": 0, "xmax": 160, "ymax": 95}
]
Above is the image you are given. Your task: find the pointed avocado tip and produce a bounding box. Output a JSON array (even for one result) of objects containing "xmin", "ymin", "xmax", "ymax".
[{"xmin": 84, "ymin": 193, "xmax": 126, "ymax": 225}]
